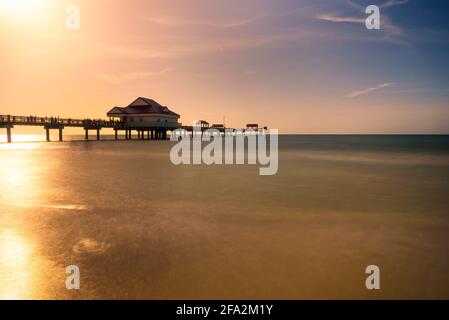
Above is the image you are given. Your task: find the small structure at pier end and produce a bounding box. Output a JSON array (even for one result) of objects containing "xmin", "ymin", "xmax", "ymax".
[
  {"xmin": 193, "ymin": 120, "xmax": 210, "ymax": 129},
  {"xmin": 246, "ymin": 124, "xmax": 259, "ymax": 130},
  {"xmin": 107, "ymin": 97, "xmax": 181, "ymax": 140}
]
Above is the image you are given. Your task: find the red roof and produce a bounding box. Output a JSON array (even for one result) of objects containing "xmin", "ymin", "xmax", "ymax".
[{"xmin": 107, "ymin": 97, "xmax": 179, "ymax": 117}]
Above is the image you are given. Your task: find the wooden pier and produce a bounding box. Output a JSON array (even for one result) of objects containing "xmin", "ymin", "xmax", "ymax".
[
  {"xmin": 0, "ymin": 113, "xmax": 264, "ymax": 144},
  {"xmin": 0, "ymin": 114, "xmax": 178, "ymax": 143}
]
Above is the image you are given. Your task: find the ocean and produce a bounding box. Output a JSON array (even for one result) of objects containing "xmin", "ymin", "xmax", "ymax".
[{"xmin": 0, "ymin": 135, "xmax": 448, "ymax": 299}]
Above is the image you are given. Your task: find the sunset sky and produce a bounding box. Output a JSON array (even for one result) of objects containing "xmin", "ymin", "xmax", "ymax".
[{"xmin": 1, "ymin": 0, "xmax": 449, "ymax": 133}]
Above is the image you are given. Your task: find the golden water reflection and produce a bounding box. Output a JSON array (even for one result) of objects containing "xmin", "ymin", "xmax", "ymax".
[
  {"xmin": 0, "ymin": 134, "xmax": 45, "ymax": 144},
  {"xmin": 0, "ymin": 142, "xmax": 39, "ymax": 203},
  {"xmin": 0, "ymin": 142, "xmax": 55, "ymax": 300},
  {"xmin": 0, "ymin": 230, "xmax": 33, "ymax": 300}
]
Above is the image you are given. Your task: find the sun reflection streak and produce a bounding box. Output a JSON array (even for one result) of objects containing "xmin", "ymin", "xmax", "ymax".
[
  {"xmin": 0, "ymin": 144, "xmax": 37, "ymax": 202},
  {"xmin": 0, "ymin": 143, "xmax": 50, "ymax": 299},
  {"xmin": 0, "ymin": 230, "xmax": 33, "ymax": 300},
  {"xmin": 0, "ymin": 134, "xmax": 45, "ymax": 144}
]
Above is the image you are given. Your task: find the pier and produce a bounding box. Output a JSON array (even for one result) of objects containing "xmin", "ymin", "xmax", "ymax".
[
  {"xmin": 0, "ymin": 114, "xmax": 179, "ymax": 143},
  {"xmin": 0, "ymin": 98, "xmax": 267, "ymax": 143},
  {"xmin": 0, "ymin": 114, "xmax": 242, "ymax": 143},
  {"xmin": 0, "ymin": 97, "xmax": 258, "ymax": 143}
]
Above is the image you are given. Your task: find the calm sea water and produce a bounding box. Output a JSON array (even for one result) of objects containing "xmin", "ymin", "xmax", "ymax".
[{"xmin": 0, "ymin": 135, "xmax": 448, "ymax": 299}]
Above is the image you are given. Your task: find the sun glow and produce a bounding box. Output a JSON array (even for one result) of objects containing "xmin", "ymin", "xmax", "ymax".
[{"xmin": 0, "ymin": 0, "xmax": 46, "ymax": 15}]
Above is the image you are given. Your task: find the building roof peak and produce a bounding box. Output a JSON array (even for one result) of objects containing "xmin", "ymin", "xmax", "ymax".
[{"xmin": 107, "ymin": 97, "xmax": 179, "ymax": 117}]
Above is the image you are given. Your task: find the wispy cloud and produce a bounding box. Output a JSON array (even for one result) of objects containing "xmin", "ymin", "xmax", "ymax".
[
  {"xmin": 345, "ymin": 82, "xmax": 396, "ymax": 98},
  {"xmin": 96, "ymin": 68, "xmax": 175, "ymax": 84},
  {"xmin": 347, "ymin": 0, "xmax": 410, "ymax": 10},
  {"xmin": 380, "ymin": 0, "xmax": 410, "ymax": 9},
  {"xmin": 320, "ymin": 0, "xmax": 411, "ymax": 43},
  {"xmin": 316, "ymin": 12, "xmax": 405, "ymax": 42},
  {"xmin": 107, "ymin": 29, "xmax": 324, "ymax": 60},
  {"xmin": 316, "ymin": 14, "xmax": 364, "ymax": 24},
  {"xmin": 111, "ymin": 2, "xmax": 410, "ymax": 62},
  {"xmin": 144, "ymin": 8, "xmax": 311, "ymax": 29},
  {"xmin": 146, "ymin": 14, "xmax": 267, "ymax": 28}
]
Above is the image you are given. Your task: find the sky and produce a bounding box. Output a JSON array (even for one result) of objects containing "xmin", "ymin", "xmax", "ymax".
[{"xmin": 1, "ymin": 0, "xmax": 449, "ymax": 133}]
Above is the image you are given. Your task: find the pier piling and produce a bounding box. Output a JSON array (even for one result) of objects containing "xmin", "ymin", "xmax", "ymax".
[{"xmin": 7, "ymin": 127, "xmax": 12, "ymax": 143}]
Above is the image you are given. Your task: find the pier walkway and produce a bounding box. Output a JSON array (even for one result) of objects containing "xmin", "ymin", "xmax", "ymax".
[{"xmin": 0, "ymin": 114, "xmax": 179, "ymax": 143}]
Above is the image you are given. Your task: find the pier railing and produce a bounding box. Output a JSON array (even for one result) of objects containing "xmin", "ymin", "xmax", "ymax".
[{"xmin": 0, "ymin": 115, "xmax": 120, "ymax": 128}]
